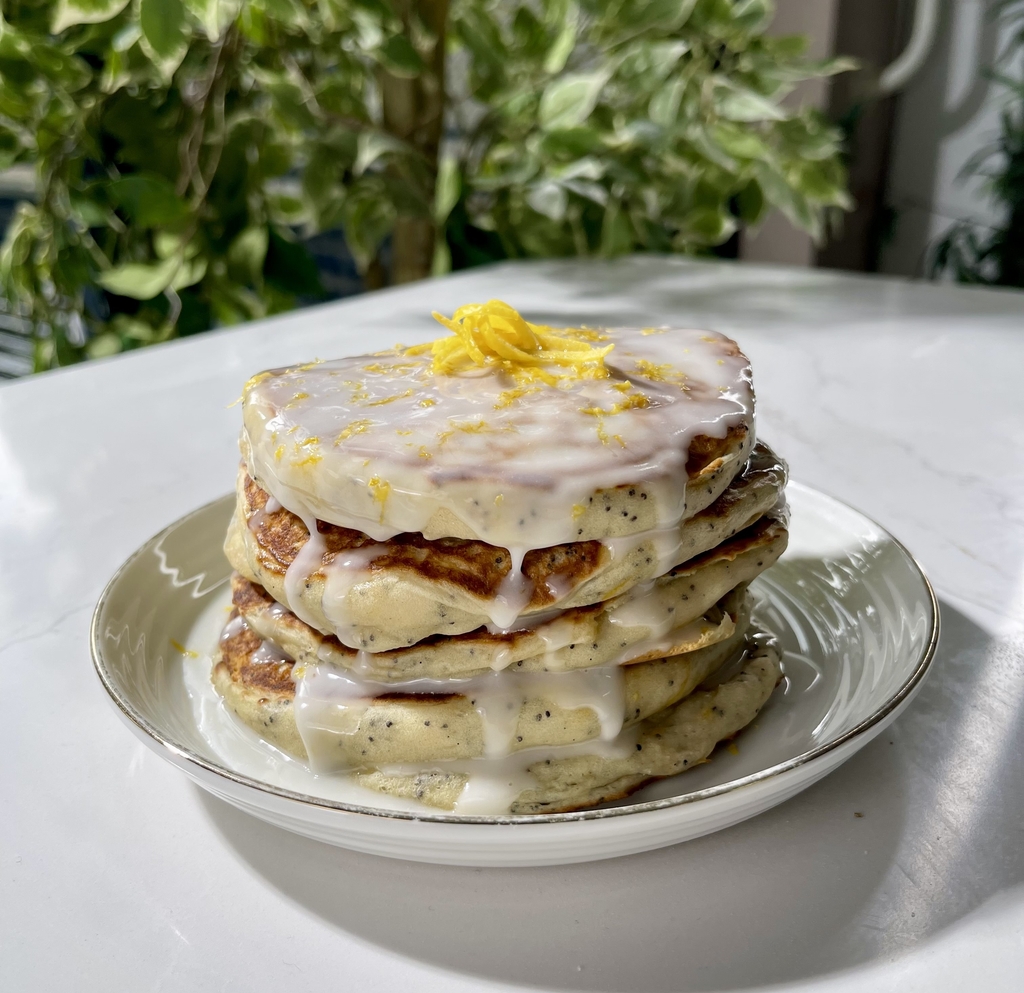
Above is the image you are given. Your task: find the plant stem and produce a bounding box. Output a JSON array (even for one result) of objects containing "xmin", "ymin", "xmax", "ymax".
[{"xmin": 380, "ymin": 0, "xmax": 449, "ymax": 284}]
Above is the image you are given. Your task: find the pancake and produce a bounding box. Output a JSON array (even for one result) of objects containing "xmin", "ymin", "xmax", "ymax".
[
  {"xmin": 211, "ymin": 600, "xmax": 753, "ymax": 767},
  {"xmin": 356, "ymin": 633, "xmax": 783, "ymax": 814},
  {"xmin": 225, "ymin": 442, "xmax": 787, "ymax": 651},
  {"xmin": 240, "ymin": 313, "xmax": 756, "ymax": 550},
  {"xmin": 232, "ymin": 573, "xmax": 748, "ymax": 681}
]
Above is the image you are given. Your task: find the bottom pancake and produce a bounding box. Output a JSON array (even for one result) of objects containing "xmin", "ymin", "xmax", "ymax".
[
  {"xmin": 212, "ymin": 590, "xmax": 754, "ymax": 768},
  {"xmin": 356, "ymin": 634, "xmax": 783, "ymax": 814}
]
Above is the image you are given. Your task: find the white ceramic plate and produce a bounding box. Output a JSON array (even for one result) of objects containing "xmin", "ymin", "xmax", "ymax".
[{"xmin": 91, "ymin": 483, "xmax": 938, "ymax": 867}]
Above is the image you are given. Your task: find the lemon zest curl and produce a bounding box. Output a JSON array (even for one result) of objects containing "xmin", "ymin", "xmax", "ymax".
[{"xmin": 406, "ymin": 300, "xmax": 613, "ymax": 385}]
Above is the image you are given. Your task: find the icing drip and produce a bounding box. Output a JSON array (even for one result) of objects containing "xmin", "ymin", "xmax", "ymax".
[
  {"xmin": 376, "ymin": 733, "xmax": 641, "ymax": 815},
  {"xmin": 293, "ymin": 664, "xmax": 627, "ymax": 772},
  {"xmin": 282, "ymin": 514, "xmax": 327, "ymax": 629},
  {"xmin": 220, "ymin": 614, "xmax": 247, "ymax": 641},
  {"xmin": 320, "ymin": 544, "xmax": 387, "ymax": 647},
  {"xmin": 251, "ymin": 639, "xmax": 293, "ymax": 664},
  {"xmin": 488, "ymin": 547, "xmax": 534, "ymax": 629}
]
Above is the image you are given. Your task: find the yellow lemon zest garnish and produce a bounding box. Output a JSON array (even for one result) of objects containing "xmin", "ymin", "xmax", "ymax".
[
  {"xmin": 419, "ymin": 397, "xmax": 437, "ymax": 408},
  {"xmin": 368, "ymin": 476, "xmax": 391, "ymax": 520},
  {"xmin": 274, "ymin": 445, "xmax": 285, "ymax": 461},
  {"xmin": 363, "ymin": 361, "xmax": 419, "ymax": 375},
  {"xmin": 494, "ymin": 493, "xmax": 504, "ymax": 506},
  {"xmin": 230, "ymin": 369, "xmax": 273, "ymax": 408},
  {"xmin": 297, "ymin": 436, "xmax": 319, "ymax": 447},
  {"xmin": 419, "ymin": 446, "xmax": 432, "ymax": 460},
  {"xmin": 494, "ymin": 385, "xmax": 542, "ymax": 409},
  {"xmin": 335, "ymin": 420, "xmax": 372, "ymax": 444},
  {"xmin": 170, "ymin": 638, "xmax": 199, "ymax": 659},
  {"xmin": 406, "ymin": 300, "xmax": 614, "ymax": 384},
  {"xmin": 396, "ymin": 429, "xmax": 413, "ymax": 436},
  {"xmin": 285, "ymin": 391, "xmax": 310, "ymax": 408},
  {"xmin": 641, "ymin": 327, "xmax": 667, "ymax": 335},
  {"xmin": 580, "ymin": 391, "xmax": 648, "ymax": 418},
  {"xmin": 612, "ymin": 434, "xmax": 626, "ymax": 448},
  {"xmin": 366, "ymin": 389, "xmax": 414, "ymax": 407},
  {"xmin": 572, "ymin": 503, "xmax": 586, "ymax": 520},
  {"xmin": 595, "ymin": 420, "xmax": 609, "ymax": 445},
  {"xmin": 243, "ymin": 370, "xmax": 273, "ymax": 392},
  {"xmin": 633, "ymin": 360, "xmax": 675, "ymax": 382},
  {"xmin": 293, "ymin": 453, "xmax": 323, "ymax": 467}
]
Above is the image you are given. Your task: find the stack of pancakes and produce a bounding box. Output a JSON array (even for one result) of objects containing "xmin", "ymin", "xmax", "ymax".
[{"xmin": 214, "ymin": 302, "xmax": 788, "ymax": 814}]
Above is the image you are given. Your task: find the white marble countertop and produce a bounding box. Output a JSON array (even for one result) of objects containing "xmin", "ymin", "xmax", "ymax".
[{"xmin": 3, "ymin": 257, "xmax": 1023, "ymax": 992}]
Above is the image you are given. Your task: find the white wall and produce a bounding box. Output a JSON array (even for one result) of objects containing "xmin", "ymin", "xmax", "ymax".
[{"xmin": 881, "ymin": 0, "xmax": 1012, "ymax": 277}]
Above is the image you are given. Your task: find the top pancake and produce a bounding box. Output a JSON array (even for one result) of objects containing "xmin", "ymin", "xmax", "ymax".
[{"xmin": 241, "ymin": 321, "xmax": 755, "ymax": 547}]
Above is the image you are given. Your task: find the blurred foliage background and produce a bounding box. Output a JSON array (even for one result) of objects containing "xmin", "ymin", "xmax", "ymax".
[
  {"xmin": 930, "ymin": 0, "xmax": 1024, "ymax": 287},
  {"xmin": 0, "ymin": 0, "xmax": 852, "ymax": 372}
]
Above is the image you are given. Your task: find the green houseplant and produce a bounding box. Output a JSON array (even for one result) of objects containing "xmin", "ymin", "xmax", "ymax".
[
  {"xmin": 0, "ymin": 0, "xmax": 852, "ymax": 371},
  {"xmin": 931, "ymin": 0, "xmax": 1024, "ymax": 286}
]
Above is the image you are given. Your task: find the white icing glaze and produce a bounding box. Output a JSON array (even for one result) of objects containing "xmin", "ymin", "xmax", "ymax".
[
  {"xmin": 220, "ymin": 614, "xmax": 247, "ymax": 641},
  {"xmin": 271, "ymin": 513, "xmax": 727, "ymax": 653},
  {"xmin": 282, "ymin": 512, "xmax": 326, "ymax": 629},
  {"xmin": 377, "ymin": 733, "xmax": 641, "ymax": 815},
  {"xmin": 251, "ymin": 639, "xmax": 293, "ymax": 664},
  {"xmin": 241, "ymin": 327, "xmax": 753, "ymax": 549},
  {"xmin": 293, "ymin": 663, "xmax": 627, "ymax": 772},
  {"xmin": 602, "ymin": 524, "xmax": 690, "ymax": 580},
  {"xmin": 320, "ymin": 544, "xmax": 387, "ymax": 646}
]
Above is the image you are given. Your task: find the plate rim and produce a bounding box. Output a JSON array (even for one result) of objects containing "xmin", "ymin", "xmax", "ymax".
[{"xmin": 91, "ymin": 481, "xmax": 940, "ymax": 827}]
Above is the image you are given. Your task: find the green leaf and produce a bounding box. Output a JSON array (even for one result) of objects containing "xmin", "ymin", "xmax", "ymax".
[
  {"xmin": 714, "ymin": 81, "xmax": 787, "ymax": 122},
  {"xmin": 710, "ymin": 122, "xmax": 768, "ymax": 160},
  {"xmin": 170, "ymin": 254, "xmax": 207, "ymax": 290},
  {"xmin": 51, "ymin": 0, "xmax": 131, "ymax": 33},
  {"xmin": 354, "ymin": 131, "xmax": 408, "ymax": 175},
  {"xmin": 376, "ymin": 34, "xmax": 425, "ymax": 78},
  {"xmin": 97, "ymin": 256, "xmax": 180, "ymax": 299},
  {"xmin": 108, "ymin": 173, "xmax": 189, "ymax": 227},
  {"xmin": 649, "ymin": 77, "xmax": 686, "ymax": 128},
  {"xmin": 539, "ymin": 72, "xmax": 608, "ymax": 130},
  {"xmin": 139, "ymin": 0, "xmax": 188, "ymax": 75},
  {"xmin": 431, "ymin": 238, "xmax": 451, "ymax": 277},
  {"xmin": 629, "ymin": 0, "xmax": 698, "ymax": 32},
  {"xmin": 543, "ymin": 4, "xmax": 578, "ymax": 74},
  {"xmin": 227, "ymin": 226, "xmax": 269, "ymax": 281},
  {"xmin": 86, "ymin": 332, "xmax": 123, "ymax": 359},
  {"xmin": 526, "ymin": 181, "xmax": 567, "ymax": 221},
  {"xmin": 341, "ymin": 181, "xmax": 396, "ymax": 270},
  {"xmin": 434, "ymin": 154, "xmax": 460, "ymax": 225},
  {"xmin": 735, "ymin": 178, "xmax": 765, "ymax": 224},
  {"xmin": 184, "ymin": 0, "xmax": 242, "ymax": 41}
]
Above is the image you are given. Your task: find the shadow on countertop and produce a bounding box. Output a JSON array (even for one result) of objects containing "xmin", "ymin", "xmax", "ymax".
[{"xmin": 196, "ymin": 599, "xmax": 1024, "ymax": 992}]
